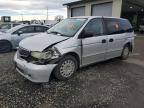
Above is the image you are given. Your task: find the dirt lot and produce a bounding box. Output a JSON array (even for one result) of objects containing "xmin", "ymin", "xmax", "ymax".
[{"xmin": 0, "ymin": 35, "xmax": 144, "ymax": 108}]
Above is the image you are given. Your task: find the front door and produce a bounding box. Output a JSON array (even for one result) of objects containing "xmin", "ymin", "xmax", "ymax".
[
  {"xmin": 12, "ymin": 26, "xmax": 37, "ymax": 47},
  {"xmin": 81, "ymin": 18, "xmax": 108, "ymax": 66}
]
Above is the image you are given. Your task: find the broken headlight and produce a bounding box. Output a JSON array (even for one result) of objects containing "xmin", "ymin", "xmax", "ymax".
[{"xmin": 31, "ymin": 47, "xmax": 60, "ymax": 60}]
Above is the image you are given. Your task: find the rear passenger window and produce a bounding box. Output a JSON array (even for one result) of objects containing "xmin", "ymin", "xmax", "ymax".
[
  {"xmin": 105, "ymin": 18, "xmax": 133, "ymax": 35},
  {"xmin": 35, "ymin": 26, "xmax": 48, "ymax": 32}
]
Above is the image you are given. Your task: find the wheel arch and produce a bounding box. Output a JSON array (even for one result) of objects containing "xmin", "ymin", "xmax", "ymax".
[
  {"xmin": 49, "ymin": 52, "xmax": 81, "ymax": 80},
  {"xmin": 63, "ymin": 52, "xmax": 81, "ymax": 68},
  {"xmin": 0, "ymin": 39, "xmax": 13, "ymax": 48},
  {"xmin": 50, "ymin": 52, "xmax": 80, "ymax": 80},
  {"xmin": 124, "ymin": 42, "xmax": 133, "ymax": 52},
  {"xmin": 0, "ymin": 39, "xmax": 13, "ymax": 53}
]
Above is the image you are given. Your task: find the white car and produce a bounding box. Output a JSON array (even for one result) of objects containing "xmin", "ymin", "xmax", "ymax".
[
  {"xmin": 0, "ymin": 24, "xmax": 48, "ymax": 53},
  {"xmin": 14, "ymin": 16, "xmax": 135, "ymax": 83},
  {"xmin": 139, "ymin": 25, "xmax": 144, "ymax": 33},
  {"xmin": 0, "ymin": 23, "xmax": 21, "ymax": 32}
]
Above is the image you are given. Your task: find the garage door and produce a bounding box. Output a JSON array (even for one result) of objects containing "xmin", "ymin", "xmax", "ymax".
[
  {"xmin": 92, "ymin": 2, "xmax": 112, "ymax": 16},
  {"xmin": 71, "ymin": 6, "xmax": 85, "ymax": 17}
]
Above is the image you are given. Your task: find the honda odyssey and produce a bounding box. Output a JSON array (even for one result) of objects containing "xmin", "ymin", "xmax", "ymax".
[{"xmin": 14, "ymin": 16, "xmax": 135, "ymax": 83}]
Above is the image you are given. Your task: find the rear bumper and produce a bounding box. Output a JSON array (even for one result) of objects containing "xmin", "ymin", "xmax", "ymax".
[{"xmin": 14, "ymin": 52, "xmax": 57, "ymax": 83}]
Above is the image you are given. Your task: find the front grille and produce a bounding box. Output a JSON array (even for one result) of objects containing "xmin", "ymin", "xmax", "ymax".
[
  {"xmin": 18, "ymin": 47, "xmax": 30, "ymax": 57},
  {"xmin": 18, "ymin": 47, "xmax": 39, "ymax": 63},
  {"xmin": 18, "ymin": 47, "xmax": 48, "ymax": 65}
]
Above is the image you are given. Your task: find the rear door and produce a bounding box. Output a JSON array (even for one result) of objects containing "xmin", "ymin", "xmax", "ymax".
[
  {"xmin": 81, "ymin": 18, "xmax": 108, "ymax": 66},
  {"xmin": 104, "ymin": 18, "xmax": 126, "ymax": 59}
]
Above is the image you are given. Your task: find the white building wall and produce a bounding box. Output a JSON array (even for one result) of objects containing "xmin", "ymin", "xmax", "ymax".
[
  {"xmin": 85, "ymin": 3, "xmax": 91, "ymax": 16},
  {"xmin": 67, "ymin": 0, "xmax": 122, "ymax": 18},
  {"xmin": 112, "ymin": 0, "xmax": 123, "ymax": 17},
  {"xmin": 67, "ymin": 7, "xmax": 71, "ymax": 18}
]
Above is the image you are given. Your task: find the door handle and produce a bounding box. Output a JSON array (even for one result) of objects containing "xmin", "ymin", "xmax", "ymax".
[
  {"xmin": 102, "ymin": 39, "xmax": 106, "ymax": 43},
  {"xmin": 109, "ymin": 39, "xmax": 114, "ymax": 42}
]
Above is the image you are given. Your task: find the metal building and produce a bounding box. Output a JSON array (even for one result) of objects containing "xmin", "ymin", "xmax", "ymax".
[{"xmin": 64, "ymin": 0, "xmax": 144, "ymax": 30}]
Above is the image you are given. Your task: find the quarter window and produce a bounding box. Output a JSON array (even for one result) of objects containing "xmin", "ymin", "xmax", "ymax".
[
  {"xmin": 105, "ymin": 18, "xmax": 133, "ymax": 35},
  {"xmin": 119, "ymin": 19, "xmax": 133, "ymax": 33}
]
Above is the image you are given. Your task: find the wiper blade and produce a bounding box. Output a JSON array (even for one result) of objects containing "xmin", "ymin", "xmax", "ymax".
[
  {"xmin": 49, "ymin": 31, "xmax": 65, "ymax": 36},
  {"xmin": 50, "ymin": 31, "xmax": 61, "ymax": 34}
]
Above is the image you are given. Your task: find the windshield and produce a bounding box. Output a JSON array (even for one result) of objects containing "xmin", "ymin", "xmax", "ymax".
[
  {"xmin": 0, "ymin": 24, "xmax": 11, "ymax": 29},
  {"xmin": 47, "ymin": 18, "xmax": 87, "ymax": 37}
]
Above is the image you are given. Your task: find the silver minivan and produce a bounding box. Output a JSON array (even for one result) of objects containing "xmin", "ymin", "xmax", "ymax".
[{"xmin": 14, "ymin": 16, "xmax": 135, "ymax": 83}]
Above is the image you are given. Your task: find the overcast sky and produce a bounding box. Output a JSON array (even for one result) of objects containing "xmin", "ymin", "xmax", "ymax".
[{"xmin": 0, "ymin": 0, "xmax": 79, "ymax": 20}]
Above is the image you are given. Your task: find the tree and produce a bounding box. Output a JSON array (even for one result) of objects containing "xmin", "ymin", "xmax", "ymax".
[{"xmin": 55, "ymin": 15, "xmax": 64, "ymax": 22}]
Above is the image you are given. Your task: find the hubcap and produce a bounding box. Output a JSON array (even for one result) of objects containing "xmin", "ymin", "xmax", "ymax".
[
  {"xmin": 60, "ymin": 60, "xmax": 75, "ymax": 78},
  {"xmin": 123, "ymin": 47, "xmax": 129, "ymax": 57}
]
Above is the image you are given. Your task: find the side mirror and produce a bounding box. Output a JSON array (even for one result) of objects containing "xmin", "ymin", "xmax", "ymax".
[
  {"xmin": 17, "ymin": 31, "xmax": 23, "ymax": 36},
  {"xmin": 79, "ymin": 30, "xmax": 93, "ymax": 39}
]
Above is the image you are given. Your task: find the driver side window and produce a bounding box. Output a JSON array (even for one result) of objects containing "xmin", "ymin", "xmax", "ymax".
[
  {"xmin": 83, "ymin": 18, "xmax": 104, "ymax": 38},
  {"xmin": 13, "ymin": 26, "xmax": 35, "ymax": 34}
]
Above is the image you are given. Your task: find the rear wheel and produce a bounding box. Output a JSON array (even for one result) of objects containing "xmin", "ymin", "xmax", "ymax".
[
  {"xmin": 0, "ymin": 40, "xmax": 12, "ymax": 53},
  {"xmin": 54, "ymin": 55, "xmax": 78, "ymax": 80},
  {"xmin": 120, "ymin": 44, "xmax": 130, "ymax": 60}
]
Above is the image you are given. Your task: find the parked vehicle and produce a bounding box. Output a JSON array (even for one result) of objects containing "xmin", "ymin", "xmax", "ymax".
[
  {"xmin": 139, "ymin": 19, "xmax": 144, "ymax": 33},
  {"xmin": 0, "ymin": 24, "xmax": 49, "ymax": 53},
  {"xmin": 14, "ymin": 16, "xmax": 135, "ymax": 83},
  {"xmin": 45, "ymin": 24, "xmax": 54, "ymax": 29},
  {"xmin": 0, "ymin": 23, "xmax": 21, "ymax": 32},
  {"xmin": 139, "ymin": 25, "xmax": 144, "ymax": 33}
]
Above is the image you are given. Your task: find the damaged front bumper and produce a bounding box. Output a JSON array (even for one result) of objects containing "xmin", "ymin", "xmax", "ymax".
[{"xmin": 14, "ymin": 52, "xmax": 57, "ymax": 83}]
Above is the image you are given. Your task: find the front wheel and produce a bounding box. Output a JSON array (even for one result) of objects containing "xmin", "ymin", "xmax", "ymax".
[
  {"xmin": 54, "ymin": 55, "xmax": 78, "ymax": 81},
  {"xmin": 120, "ymin": 44, "xmax": 130, "ymax": 60},
  {"xmin": 0, "ymin": 40, "xmax": 12, "ymax": 53}
]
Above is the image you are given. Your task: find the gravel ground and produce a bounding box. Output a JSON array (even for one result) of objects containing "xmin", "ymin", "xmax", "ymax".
[{"xmin": 0, "ymin": 35, "xmax": 144, "ymax": 108}]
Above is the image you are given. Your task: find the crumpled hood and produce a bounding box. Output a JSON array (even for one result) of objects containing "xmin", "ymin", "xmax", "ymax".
[{"xmin": 19, "ymin": 33, "xmax": 69, "ymax": 52}]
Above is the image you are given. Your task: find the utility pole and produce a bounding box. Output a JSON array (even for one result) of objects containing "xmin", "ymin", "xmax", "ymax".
[
  {"xmin": 21, "ymin": 13, "xmax": 23, "ymax": 21},
  {"xmin": 46, "ymin": 8, "xmax": 48, "ymax": 20}
]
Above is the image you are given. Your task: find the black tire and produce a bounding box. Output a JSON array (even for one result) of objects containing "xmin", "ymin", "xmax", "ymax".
[
  {"xmin": 53, "ymin": 55, "xmax": 78, "ymax": 81},
  {"xmin": 0, "ymin": 40, "xmax": 12, "ymax": 53},
  {"xmin": 120, "ymin": 44, "xmax": 130, "ymax": 60},
  {"xmin": 140, "ymin": 31, "xmax": 144, "ymax": 34}
]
